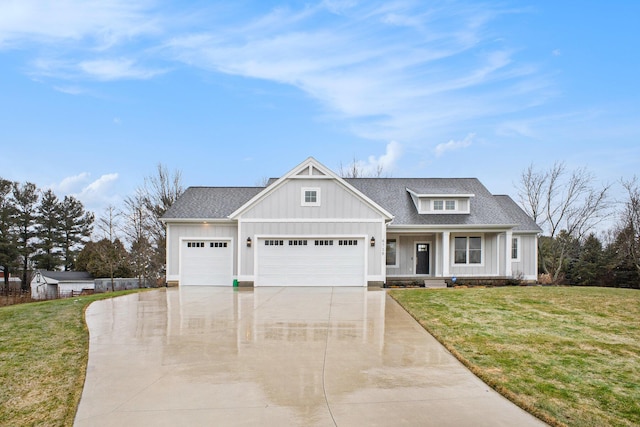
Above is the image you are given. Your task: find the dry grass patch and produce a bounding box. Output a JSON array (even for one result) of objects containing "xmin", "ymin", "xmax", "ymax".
[
  {"xmin": 0, "ymin": 290, "xmax": 152, "ymax": 426},
  {"xmin": 389, "ymin": 286, "xmax": 640, "ymax": 427}
]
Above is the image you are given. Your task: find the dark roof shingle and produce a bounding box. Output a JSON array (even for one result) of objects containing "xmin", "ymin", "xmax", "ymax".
[{"xmin": 162, "ymin": 179, "xmax": 541, "ymax": 232}]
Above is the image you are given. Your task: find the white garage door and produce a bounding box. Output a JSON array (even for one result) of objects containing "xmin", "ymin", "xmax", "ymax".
[
  {"xmin": 256, "ymin": 238, "xmax": 365, "ymax": 286},
  {"xmin": 180, "ymin": 240, "xmax": 233, "ymax": 286}
]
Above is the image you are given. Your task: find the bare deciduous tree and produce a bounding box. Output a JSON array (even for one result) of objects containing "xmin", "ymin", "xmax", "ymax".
[
  {"xmin": 517, "ymin": 162, "xmax": 611, "ymax": 282},
  {"xmin": 338, "ymin": 158, "xmax": 386, "ymax": 178},
  {"xmin": 616, "ymin": 176, "xmax": 640, "ymax": 276}
]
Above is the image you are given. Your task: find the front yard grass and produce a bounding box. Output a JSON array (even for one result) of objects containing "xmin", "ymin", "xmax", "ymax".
[
  {"xmin": 0, "ymin": 290, "xmax": 150, "ymax": 426},
  {"xmin": 389, "ymin": 286, "xmax": 640, "ymax": 427}
]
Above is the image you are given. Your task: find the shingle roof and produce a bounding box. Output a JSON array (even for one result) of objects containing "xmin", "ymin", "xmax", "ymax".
[
  {"xmin": 346, "ymin": 178, "xmax": 526, "ymax": 228},
  {"xmin": 493, "ymin": 195, "xmax": 542, "ymax": 232},
  {"xmin": 162, "ymin": 187, "xmax": 264, "ymax": 219},
  {"xmin": 162, "ymin": 179, "xmax": 541, "ymax": 232}
]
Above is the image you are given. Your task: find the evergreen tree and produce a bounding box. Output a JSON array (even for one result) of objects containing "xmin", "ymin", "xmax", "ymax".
[
  {"xmin": 59, "ymin": 195, "xmax": 94, "ymax": 271},
  {"xmin": 0, "ymin": 179, "xmax": 19, "ymax": 288},
  {"xmin": 34, "ymin": 189, "xmax": 63, "ymax": 271},
  {"xmin": 572, "ymin": 234, "xmax": 605, "ymax": 286},
  {"xmin": 12, "ymin": 182, "xmax": 39, "ymax": 289}
]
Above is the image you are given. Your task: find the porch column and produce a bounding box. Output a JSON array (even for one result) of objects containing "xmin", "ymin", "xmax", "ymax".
[
  {"xmin": 442, "ymin": 231, "xmax": 450, "ymax": 277},
  {"xmin": 505, "ymin": 230, "xmax": 513, "ymax": 277}
]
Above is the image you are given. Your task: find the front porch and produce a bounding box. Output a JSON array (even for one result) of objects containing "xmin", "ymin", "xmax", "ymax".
[{"xmin": 384, "ymin": 229, "xmax": 519, "ymax": 283}]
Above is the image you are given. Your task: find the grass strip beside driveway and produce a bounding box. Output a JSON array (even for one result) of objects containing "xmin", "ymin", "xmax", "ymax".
[
  {"xmin": 0, "ymin": 290, "xmax": 151, "ymax": 426},
  {"xmin": 389, "ymin": 286, "xmax": 640, "ymax": 427}
]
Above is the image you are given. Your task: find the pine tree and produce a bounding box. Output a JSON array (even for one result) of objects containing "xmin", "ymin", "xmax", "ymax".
[
  {"xmin": 0, "ymin": 179, "xmax": 19, "ymax": 289},
  {"xmin": 34, "ymin": 189, "xmax": 64, "ymax": 271},
  {"xmin": 59, "ymin": 196, "xmax": 94, "ymax": 271},
  {"xmin": 12, "ymin": 182, "xmax": 39, "ymax": 289}
]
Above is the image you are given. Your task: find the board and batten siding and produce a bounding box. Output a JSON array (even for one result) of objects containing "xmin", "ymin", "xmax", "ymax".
[
  {"xmin": 239, "ymin": 221, "xmax": 384, "ymax": 280},
  {"xmin": 386, "ymin": 234, "xmax": 436, "ymax": 276},
  {"xmin": 165, "ymin": 223, "xmax": 237, "ymax": 282},
  {"xmin": 449, "ymin": 232, "xmax": 498, "ymax": 277},
  {"xmin": 511, "ymin": 234, "xmax": 538, "ymax": 280},
  {"xmin": 240, "ymin": 179, "xmax": 382, "ymax": 220}
]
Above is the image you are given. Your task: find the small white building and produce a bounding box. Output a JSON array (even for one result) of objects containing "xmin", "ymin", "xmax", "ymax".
[{"xmin": 31, "ymin": 270, "xmax": 94, "ymax": 300}]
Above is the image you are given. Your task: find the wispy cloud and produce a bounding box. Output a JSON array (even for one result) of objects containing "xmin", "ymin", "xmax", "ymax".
[
  {"xmin": 79, "ymin": 58, "xmax": 166, "ymax": 80},
  {"xmin": 0, "ymin": 0, "xmax": 160, "ymax": 49},
  {"xmin": 435, "ymin": 133, "xmax": 475, "ymax": 157},
  {"xmin": 164, "ymin": 1, "xmax": 547, "ymax": 143},
  {"xmin": 2, "ymin": 0, "xmax": 551, "ymax": 148}
]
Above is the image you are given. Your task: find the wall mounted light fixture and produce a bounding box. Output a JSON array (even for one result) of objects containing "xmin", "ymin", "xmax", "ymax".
[
  {"xmin": 370, "ymin": 237, "xmax": 375, "ymax": 247},
  {"xmin": 246, "ymin": 237, "xmax": 252, "ymax": 247}
]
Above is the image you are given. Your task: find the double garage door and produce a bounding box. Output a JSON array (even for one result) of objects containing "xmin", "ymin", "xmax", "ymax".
[
  {"xmin": 256, "ymin": 237, "xmax": 365, "ymax": 286},
  {"xmin": 180, "ymin": 237, "xmax": 366, "ymax": 286}
]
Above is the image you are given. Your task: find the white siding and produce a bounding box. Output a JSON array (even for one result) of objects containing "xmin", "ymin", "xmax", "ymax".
[
  {"xmin": 449, "ymin": 233, "xmax": 498, "ymax": 277},
  {"xmin": 166, "ymin": 223, "xmax": 237, "ymax": 282},
  {"xmin": 241, "ymin": 179, "xmax": 382, "ymax": 220},
  {"xmin": 511, "ymin": 234, "xmax": 538, "ymax": 280}
]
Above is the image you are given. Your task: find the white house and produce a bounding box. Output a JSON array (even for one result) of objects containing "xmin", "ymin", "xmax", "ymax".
[
  {"xmin": 31, "ymin": 270, "xmax": 94, "ymax": 299},
  {"xmin": 162, "ymin": 157, "xmax": 541, "ymax": 287}
]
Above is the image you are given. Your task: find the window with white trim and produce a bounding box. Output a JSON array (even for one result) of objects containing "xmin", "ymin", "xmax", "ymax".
[
  {"xmin": 433, "ymin": 200, "xmax": 444, "ymax": 211},
  {"xmin": 454, "ymin": 236, "xmax": 482, "ymax": 264},
  {"xmin": 445, "ymin": 200, "xmax": 456, "ymax": 210},
  {"xmin": 386, "ymin": 239, "xmax": 397, "ymax": 267},
  {"xmin": 511, "ymin": 237, "xmax": 520, "ymax": 261},
  {"xmin": 302, "ymin": 188, "xmax": 321, "ymax": 206}
]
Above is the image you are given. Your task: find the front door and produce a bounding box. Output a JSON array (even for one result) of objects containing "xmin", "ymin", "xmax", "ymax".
[{"xmin": 416, "ymin": 243, "xmax": 430, "ymax": 274}]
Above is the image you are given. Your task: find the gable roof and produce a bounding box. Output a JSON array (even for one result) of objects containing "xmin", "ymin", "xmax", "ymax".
[
  {"xmin": 162, "ymin": 159, "xmax": 540, "ymax": 232},
  {"xmin": 228, "ymin": 157, "xmax": 394, "ymax": 220}
]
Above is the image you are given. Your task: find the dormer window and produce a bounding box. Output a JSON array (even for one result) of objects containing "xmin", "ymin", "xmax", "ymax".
[
  {"xmin": 433, "ymin": 200, "xmax": 457, "ymax": 211},
  {"xmin": 302, "ymin": 188, "xmax": 321, "ymax": 206},
  {"xmin": 407, "ymin": 189, "xmax": 473, "ymax": 215}
]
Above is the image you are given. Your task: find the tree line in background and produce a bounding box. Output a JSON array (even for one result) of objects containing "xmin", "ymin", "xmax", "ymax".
[
  {"xmin": 518, "ymin": 162, "xmax": 639, "ymax": 288},
  {"xmin": 1, "ymin": 161, "xmax": 638, "ymax": 291},
  {"xmin": 0, "ymin": 165, "xmax": 183, "ymax": 291}
]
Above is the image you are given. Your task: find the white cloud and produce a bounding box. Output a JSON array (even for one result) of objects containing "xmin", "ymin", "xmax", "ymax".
[
  {"xmin": 78, "ymin": 58, "xmax": 166, "ymax": 80},
  {"xmin": 0, "ymin": 0, "xmax": 160, "ymax": 49},
  {"xmin": 70, "ymin": 173, "xmax": 120, "ymax": 212},
  {"xmin": 54, "ymin": 172, "xmax": 91, "ymax": 193},
  {"xmin": 347, "ymin": 141, "xmax": 402, "ymax": 176},
  {"xmin": 434, "ymin": 133, "xmax": 475, "ymax": 157}
]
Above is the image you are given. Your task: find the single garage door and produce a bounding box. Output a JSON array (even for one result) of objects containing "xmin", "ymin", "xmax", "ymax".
[
  {"xmin": 256, "ymin": 238, "xmax": 365, "ymax": 286},
  {"xmin": 180, "ymin": 239, "xmax": 233, "ymax": 286}
]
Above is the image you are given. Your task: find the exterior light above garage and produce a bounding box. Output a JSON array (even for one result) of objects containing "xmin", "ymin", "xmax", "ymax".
[
  {"xmin": 370, "ymin": 237, "xmax": 375, "ymax": 247},
  {"xmin": 246, "ymin": 237, "xmax": 252, "ymax": 247}
]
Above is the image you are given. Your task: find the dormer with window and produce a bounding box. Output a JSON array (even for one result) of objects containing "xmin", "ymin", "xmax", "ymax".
[{"xmin": 406, "ymin": 188, "xmax": 474, "ymax": 214}]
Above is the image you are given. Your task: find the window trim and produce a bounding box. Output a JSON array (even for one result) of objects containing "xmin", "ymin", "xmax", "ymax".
[
  {"xmin": 386, "ymin": 238, "xmax": 398, "ymax": 268},
  {"xmin": 453, "ymin": 235, "xmax": 483, "ymax": 266},
  {"xmin": 511, "ymin": 236, "xmax": 521, "ymax": 262},
  {"xmin": 301, "ymin": 187, "xmax": 321, "ymax": 206}
]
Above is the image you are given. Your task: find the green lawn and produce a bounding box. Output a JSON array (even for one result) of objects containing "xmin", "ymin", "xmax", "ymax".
[
  {"xmin": 389, "ymin": 286, "xmax": 640, "ymax": 427},
  {"xmin": 0, "ymin": 290, "xmax": 149, "ymax": 426}
]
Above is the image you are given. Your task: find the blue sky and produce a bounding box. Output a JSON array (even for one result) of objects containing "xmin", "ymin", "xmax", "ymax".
[{"xmin": 1, "ymin": 0, "xmax": 638, "ymax": 216}]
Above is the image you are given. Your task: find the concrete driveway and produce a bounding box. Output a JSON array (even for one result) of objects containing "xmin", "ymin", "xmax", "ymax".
[{"xmin": 75, "ymin": 287, "xmax": 546, "ymax": 426}]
